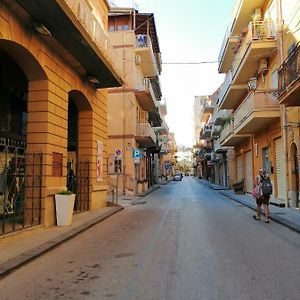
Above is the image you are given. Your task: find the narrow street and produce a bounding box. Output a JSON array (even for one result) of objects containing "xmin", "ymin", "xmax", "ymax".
[{"xmin": 1, "ymin": 177, "xmax": 300, "ymax": 300}]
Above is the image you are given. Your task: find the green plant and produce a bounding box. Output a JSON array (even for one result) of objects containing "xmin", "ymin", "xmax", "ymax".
[
  {"xmin": 56, "ymin": 190, "xmax": 73, "ymax": 195},
  {"xmin": 232, "ymin": 179, "xmax": 244, "ymax": 192}
]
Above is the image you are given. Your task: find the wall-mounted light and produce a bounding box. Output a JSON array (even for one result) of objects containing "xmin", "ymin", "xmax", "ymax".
[
  {"xmin": 87, "ymin": 75, "xmax": 100, "ymax": 85},
  {"xmin": 33, "ymin": 23, "xmax": 52, "ymax": 36}
]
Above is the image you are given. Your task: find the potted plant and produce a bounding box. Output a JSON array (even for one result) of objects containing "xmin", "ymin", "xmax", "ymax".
[
  {"xmin": 232, "ymin": 179, "xmax": 245, "ymax": 194},
  {"xmin": 55, "ymin": 190, "xmax": 75, "ymax": 226}
]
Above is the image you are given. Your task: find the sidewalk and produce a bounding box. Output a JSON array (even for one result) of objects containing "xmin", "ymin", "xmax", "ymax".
[
  {"xmin": 0, "ymin": 184, "xmax": 162, "ymax": 278},
  {"xmin": 0, "ymin": 205, "xmax": 123, "ymax": 278},
  {"xmin": 200, "ymin": 179, "xmax": 300, "ymax": 233}
]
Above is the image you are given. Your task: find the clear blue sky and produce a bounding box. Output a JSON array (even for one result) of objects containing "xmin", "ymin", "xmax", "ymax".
[{"xmin": 111, "ymin": 0, "xmax": 234, "ymax": 146}]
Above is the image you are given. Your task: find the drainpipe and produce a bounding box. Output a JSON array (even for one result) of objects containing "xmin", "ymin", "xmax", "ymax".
[
  {"xmin": 122, "ymin": 31, "xmax": 126, "ymax": 195},
  {"xmin": 277, "ymin": 0, "xmax": 289, "ymax": 207}
]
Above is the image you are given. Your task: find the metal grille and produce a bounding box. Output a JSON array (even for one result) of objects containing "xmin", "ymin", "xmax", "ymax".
[
  {"xmin": 278, "ymin": 42, "xmax": 300, "ymax": 95},
  {"xmin": 0, "ymin": 138, "xmax": 42, "ymax": 235},
  {"xmin": 67, "ymin": 160, "xmax": 90, "ymax": 213}
]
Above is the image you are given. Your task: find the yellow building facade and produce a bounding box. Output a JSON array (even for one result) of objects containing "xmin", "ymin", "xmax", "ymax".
[
  {"xmin": 217, "ymin": 0, "xmax": 300, "ymax": 207},
  {"xmin": 107, "ymin": 8, "xmax": 163, "ymax": 195},
  {"xmin": 0, "ymin": 0, "xmax": 122, "ymax": 235}
]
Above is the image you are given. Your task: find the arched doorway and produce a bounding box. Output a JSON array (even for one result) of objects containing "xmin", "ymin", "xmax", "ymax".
[
  {"xmin": 0, "ymin": 41, "xmax": 46, "ymax": 235},
  {"xmin": 67, "ymin": 90, "xmax": 92, "ymax": 213},
  {"xmin": 290, "ymin": 143, "xmax": 299, "ymax": 208}
]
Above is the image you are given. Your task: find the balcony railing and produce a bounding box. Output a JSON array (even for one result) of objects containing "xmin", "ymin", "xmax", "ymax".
[
  {"xmin": 135, "ymin": 78, "xmax": 159, "ymax": 111},
  {"xmin": 212, "ymin": 125, "xmax": 222, "ymax": 138},
  {"xmin": 232, "ymin": 20, "xmax": 276, "ymax": 79},
  {"xmin": 200, "ymin": 124, "xmax": 213, "ymax": 139},
  {"xmin": 278, "ymin": 42, "xmax": 300, "ymax": 97},
  {"xmin": 214, "ymin": 109, "xmax": 231, "ymax": 126},
  {"xmin": 234, "ymin": 91, "xmax": 279, "ymax": 131},
  {"xmin": 219, "ymin": 70, "xmax": 234, "ymax": 105},
  {"xmin": 218, "ymin": 23, "xmax": 234, "ymax": 63},
  {"xmin": 135, "ymin": 34, "xmax": 159, "ymax": 76},
  {"xmin": 136, "ymin": 34, "xmax": 151, "ymax": 48},
  {"xmin": 65, "ymin": 0, "xmax": 122, "ymax": 77},
  {"xmin": 136, "ymin": 123, "xmax": 157, "ymax": 144},
  {"xmin": 220, "ymin": 120, "xmax": 234, "ymax": 144}
]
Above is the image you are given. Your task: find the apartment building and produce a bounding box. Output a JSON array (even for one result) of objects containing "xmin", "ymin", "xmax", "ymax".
[
  {"xmin": 217, "ymin": 0, "xmax": 300, "ymax": 208},
  {"xmin": 193, "ymin": 95, "xmax": 214, "ymax": 180},
  {"xmin": 277, "ymin": 1, "xmax": 300, "ymax": 209},
  {"xmin": 107, "ymin": 8, "xmax": 165, "ymax": 195},
  {"xmin": 0, "ymin": 0, "xmax": 122, "ymax": 235}
]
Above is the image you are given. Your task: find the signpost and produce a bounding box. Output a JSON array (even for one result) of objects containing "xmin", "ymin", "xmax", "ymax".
[{"xmin": 133, "ymin": 149, "xmax": 142, "ymax": 195}]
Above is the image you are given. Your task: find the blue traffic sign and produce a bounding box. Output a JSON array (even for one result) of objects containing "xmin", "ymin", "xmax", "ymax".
[{"xmin": 133, "ymin": 149, "xmax": 142, "ymax": 158}]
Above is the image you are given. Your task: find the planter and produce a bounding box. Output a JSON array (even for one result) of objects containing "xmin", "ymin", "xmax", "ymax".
[
  {"xmin": 138, "ymin": 182, "xmax": 144, "ymax": 194},
  {"xmin": 55, "ymin": 194, "xmax": 76, "ymax": 226}
]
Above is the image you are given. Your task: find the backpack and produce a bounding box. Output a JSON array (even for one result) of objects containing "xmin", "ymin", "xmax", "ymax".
[{"xmin": 261, "ymin": 176, "xmax": 273, "ymax": 195}]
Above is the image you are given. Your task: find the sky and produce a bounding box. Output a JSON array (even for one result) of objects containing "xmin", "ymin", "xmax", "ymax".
[{"xmin": 110, "ymin": 0, "xmax": 235, "ymax": 147}]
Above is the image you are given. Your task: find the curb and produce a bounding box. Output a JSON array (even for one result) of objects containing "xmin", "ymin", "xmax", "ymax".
[
  {"xmin": 137, "ymin": 185, "xmax": 160, "ymax": 197},
  {"xmin": 0, "ymin": 205, "xmax": 124, "ymax": 279}
]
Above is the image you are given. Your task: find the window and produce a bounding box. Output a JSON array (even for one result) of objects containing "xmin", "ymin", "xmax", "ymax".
[
  {"xmin": 109, "ymin": 25, "xmax": 115, "ymax": 32},
  {"xmin": 117, "ymin": 25, "xmax": 123, "ymax": 31},
  {"xmin": 123, "ymin": 24, "xmax": 129, "ymax": 30}
]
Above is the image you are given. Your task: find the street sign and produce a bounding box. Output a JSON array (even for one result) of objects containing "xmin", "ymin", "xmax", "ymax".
[
  {"xmin": 133, "ymin": 149, "xmax": 142, "ymax": 158},
  {"xmin": 134, "ymin": 157, "xmax": 140, "ymax": 164},
  {"xmin": 115, "ymin": 149, "xmax": 122, "ymax": 159}
]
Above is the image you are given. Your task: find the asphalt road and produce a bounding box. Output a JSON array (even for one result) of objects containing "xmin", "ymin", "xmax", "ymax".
[{"xmin": 1, "ymin": 177, "xmax": 300, "ymax": 300}]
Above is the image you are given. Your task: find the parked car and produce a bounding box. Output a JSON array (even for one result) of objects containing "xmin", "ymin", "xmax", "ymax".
[{"xmin": 173, "ymin": 172, "xmax": 182, "ymax": 181}]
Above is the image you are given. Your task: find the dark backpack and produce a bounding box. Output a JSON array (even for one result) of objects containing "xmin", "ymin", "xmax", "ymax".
[{"xmin": 261, "ymin": 176, "xmax": 273, "ymax": 195}]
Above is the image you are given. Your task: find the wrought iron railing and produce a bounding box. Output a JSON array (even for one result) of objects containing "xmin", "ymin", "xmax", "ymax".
[
  {"xmin": 67, "ymin": 159, "xmax": 90, "ymax": 213},
  {"xmin": 0, "ymin": 138, "xmax": 42, "ymax": 235},
  {"xmin": 278, "ymin": 42, "xmax": 300, "ymax": 96}
]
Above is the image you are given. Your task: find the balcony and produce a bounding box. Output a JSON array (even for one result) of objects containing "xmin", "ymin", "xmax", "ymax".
[
  {"xmin": 212, "ymin": 125, "xmax": 222, "ymax": 139},
  {"xmin": 230, "ymin": 1, "xmax": 266, "ymax": 37},
  {"xmin": 278, "ymin": 42, "xmax": 300, "ymax": 106},
  {"xmin": 234, "ymin": 91, "xmax": 280, "ymax": 134},
  {"xmin": 219, "ymin": 70, "xmax": 247, "ymax": 109},
  {"xmin": 154, "ymin": 119, "xmax": 169, "ymax": 135},
  {"xmin": 213, "ymin": 139, "xmax": 228, "ymax": 153},
  {"xmin": 136, "ymin": 123, "xmax": 157, "ymax": 147},
  {"xmin": 218, "ymin": 23, "xmax": 239, "ymax": 73},
  {"xmin": 135, "ymin": 79, "xmax": 158, "ymax": 112},
  {"xmin": 203, "ymin": 101, "xmax": 214, "ymax": 114},
  {"xmin": 200, "ymin": 99, "xmax": 214, "ymax": 122},
  {"xmin": 220, "ymin": 120, "xmax": 250, "ymax": 147},
  {"xmin": 214, "ymin": 109, "xmax": 232, "ymax": 126},
  {"xmin": 135, "ymin": 35, "xmax": 158, "ymax": 77},
  {"xmin": 15, "ymin": 0, "xmax": 122, "ymax": 88},
  {"xmin": 232, "ymin": 20, "xmax": 277, "ymax": 85},
  {"xmin": 200, "ymin": 124, "xmax": 213, "ymax": 139}
]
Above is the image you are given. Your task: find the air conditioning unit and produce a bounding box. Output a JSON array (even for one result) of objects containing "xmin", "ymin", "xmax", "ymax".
[
  {"xmin": 135, "ymin": 55, "xmax": 141, "ymax": 65},
  {"xmin": 258, "ymin": 58, "xmax": 268, "ymax": 74}
]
